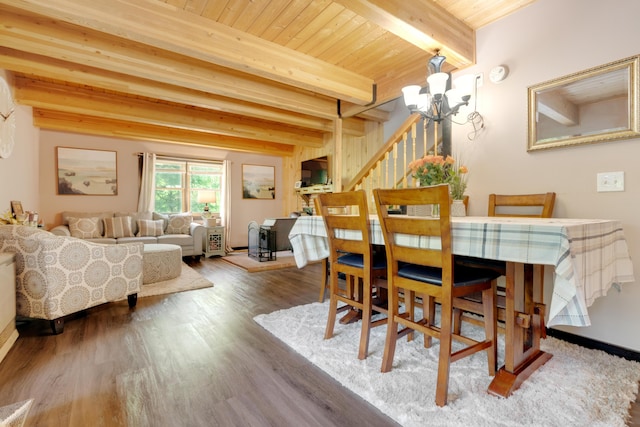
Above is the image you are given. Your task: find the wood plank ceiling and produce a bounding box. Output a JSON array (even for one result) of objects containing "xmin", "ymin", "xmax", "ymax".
[{"xmin": 0, "ymin": 0, "xmax": 536, "ymax": 156}]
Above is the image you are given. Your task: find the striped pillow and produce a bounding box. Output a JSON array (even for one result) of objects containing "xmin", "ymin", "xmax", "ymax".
[
  {"xmin": 103, "ymin": 216, "xmax": 134, "ymax": 238},
  {"xmin": 137, "ymin": 219, "xmax": 165, "ymax": 237}
]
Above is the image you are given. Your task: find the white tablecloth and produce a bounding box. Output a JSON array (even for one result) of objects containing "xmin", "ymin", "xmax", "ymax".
[{"xmin": 288, "ymin": 216, "xmax": 635, "ymax": 327}]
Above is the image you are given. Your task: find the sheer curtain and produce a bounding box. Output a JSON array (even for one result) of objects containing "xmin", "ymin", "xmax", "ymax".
[
  {"xmin": 223, "ymin": 160, "xmax": 233, "ymax": 252},
  {"xmin": 137, "ymin": 152, "xmax": 156, "ymax": 213}
]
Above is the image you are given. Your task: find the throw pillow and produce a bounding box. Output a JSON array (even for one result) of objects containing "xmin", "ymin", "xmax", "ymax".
[
  {"xmin": 166, "ymin": 214, "xmax": 192, "ymax": 235},
  {"xmin": 103, "ymin": 216, "xmax": 134, "ymax": 238},
  {"xmin": 152, "ymin": 212, "xmax": 169, "ymax": 231},
  {"xmin": 68, "ymin": 217, "xmax": 102, "ymax": 239},
  {"xmin": 137, "ymin": 219, "xmax": 165, "ymax": 237},
  {"xmin": 116, "ymin": 211, "xmax": 152, "ymax": 235}
]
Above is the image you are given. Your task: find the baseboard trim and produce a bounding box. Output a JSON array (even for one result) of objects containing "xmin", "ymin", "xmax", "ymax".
[{"xmin": 547, "ymin": 328, "xmax": 640, "ymax": 362}]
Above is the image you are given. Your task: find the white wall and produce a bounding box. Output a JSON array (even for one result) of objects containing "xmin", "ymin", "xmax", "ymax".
[
  {"xmin": 450, "ymin": 0, "xmax": 640, "ymax": 350},
  {"xmin": 0, "ymin": 71, "xmax": 39, "ymax": 217}
]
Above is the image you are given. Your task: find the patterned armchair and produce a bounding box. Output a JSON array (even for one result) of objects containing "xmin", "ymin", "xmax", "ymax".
[{"xmin": 0, "ymin": 225, "xmax": 143, "ymax": 334}]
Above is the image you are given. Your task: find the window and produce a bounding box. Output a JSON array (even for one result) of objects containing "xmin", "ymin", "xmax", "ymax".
[{"xmin": 154, "ymin": 158, "xmax": 223, "ymax": 214}]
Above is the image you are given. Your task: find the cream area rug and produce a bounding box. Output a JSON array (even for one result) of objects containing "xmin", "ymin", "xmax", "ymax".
[
  {"xmin": 254, "ymin": 302, "xmax": 640, "ymax": 427},
  {"xmin": 137, "ymin": 263, "xmax": 213, "ymax": 298}
]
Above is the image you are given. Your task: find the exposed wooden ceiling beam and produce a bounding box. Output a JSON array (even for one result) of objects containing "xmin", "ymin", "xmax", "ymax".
[
  {"xmin": 17, "ymin": 77, "xmax": 324, "ymax": 147},
  {"xmin": 0, "ymin": 11, "xmax": 340, "ymax": 120},
  {"xmin": 1, "ymin": 0, "xmax": 375, "ymax": 104},
  {"xmin": 33, "ymin": 109, "xmax": 295, "ymax": 156},
  {"xmin": 0, "ymin": 49, "xmax": 336, "ymax": 132},
  {"xmin": 336, "ymin": 0, "xmax": 475, "ymax": 68}
]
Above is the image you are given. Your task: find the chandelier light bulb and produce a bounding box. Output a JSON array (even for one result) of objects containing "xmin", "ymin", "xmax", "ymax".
[
  {"xmin": 427, "ymin": 72, "xmax": 449, "ymax": 96},
  {"xmin": 445, "ymin": 88, "xmax": 462, "ymax": 105},
  {"xmin": 401, "ymin": 85, "xmax": 422, "ymax": 108}
]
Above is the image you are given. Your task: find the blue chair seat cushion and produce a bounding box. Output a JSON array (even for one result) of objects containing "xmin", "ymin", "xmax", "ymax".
[
  {"xmin": 337, "ymin": 253, "xmax": 387, "ymax": 270},
  {"xmin": 398, "ymin": 263, "xmax": 500, "ymax": 287},
  {"xmin": 454, "ymin": 255, "xmax": 506, "ymax": 274}
]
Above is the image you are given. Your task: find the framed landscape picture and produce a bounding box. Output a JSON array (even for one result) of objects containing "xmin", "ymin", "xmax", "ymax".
[
  {"xmin": 56, "ymin": 147, "xmax": 117, "ymax": 195},
  {"xmin": 242, "ymin": 164, "xmax": 275, "ymax": 199}
]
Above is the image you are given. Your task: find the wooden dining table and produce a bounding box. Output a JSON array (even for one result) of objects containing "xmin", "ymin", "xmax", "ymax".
[{"xmin": 288, "ymin": 215, "xmax": 635, "ymax": 397}]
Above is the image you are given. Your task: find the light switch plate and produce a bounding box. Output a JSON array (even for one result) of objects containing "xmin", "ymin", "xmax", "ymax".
[{"xmin": 597, "ymin": 171, "xmax": 624, "ymax": 192}]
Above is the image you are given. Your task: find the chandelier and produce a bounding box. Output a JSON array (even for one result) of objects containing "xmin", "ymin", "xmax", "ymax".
[{"xmin": 402, "ymin": 51, "xmax": 483, "ymax": 134}]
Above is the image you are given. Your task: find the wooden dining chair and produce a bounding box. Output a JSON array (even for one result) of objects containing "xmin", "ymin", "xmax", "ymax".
[
  {"xmin": 316, "ymin": 190, "xmax": 388, "ymax": 360},
  {"xmin": 373, "ymin": 185, "xmax": 500, "ymax": 407},
  {"xmin": 488, "ymin": 192, "xmax": 556, "ymax": 218},
  {"xmin": 453, "ymin": 192, "xmax": 556, "ymax": 332}
]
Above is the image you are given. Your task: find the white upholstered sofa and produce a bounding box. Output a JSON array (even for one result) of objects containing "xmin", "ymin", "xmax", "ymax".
[
  {"xmin": 0, "ymin": 225, "xmax": 143, "ymax": 334},
  {"xmin": 50, "ymin": 211, "xmax": 205, "ymax": 256}
]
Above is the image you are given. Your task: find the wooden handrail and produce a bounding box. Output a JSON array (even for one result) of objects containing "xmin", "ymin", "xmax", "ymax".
[{"xmin": 343, "ymin": 113, "xmax": 422, "ymax": 191}]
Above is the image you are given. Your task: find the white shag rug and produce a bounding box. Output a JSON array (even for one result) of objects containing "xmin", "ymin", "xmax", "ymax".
[{"xmin": 254, "ymin": 302, "xmax": 640, "ymax": 427}]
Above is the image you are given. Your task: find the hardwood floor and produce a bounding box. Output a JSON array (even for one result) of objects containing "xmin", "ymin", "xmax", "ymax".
[
  {"xmin": 0, "ymin": 257, "xmax": 638, "ymax": 426},
  {"xmin": 0, "ymin": 258, "xmax": 398, "ymax": 427}
]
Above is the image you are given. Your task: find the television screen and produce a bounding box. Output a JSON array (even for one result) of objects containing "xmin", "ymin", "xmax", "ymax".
[{"xmin": 301, "ymin": 157, "xmax": 328, "ymax": 186}]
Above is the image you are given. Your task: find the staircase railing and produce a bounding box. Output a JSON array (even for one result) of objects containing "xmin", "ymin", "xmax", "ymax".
[{"xmin": 343, "ymin": 113, "xmax": 441, "ymax": 211}]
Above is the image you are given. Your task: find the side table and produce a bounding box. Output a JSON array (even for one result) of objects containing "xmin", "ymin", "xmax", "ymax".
[{"xmin": 204, "ymin": 226, "xmax": 225, "ymax": 257}]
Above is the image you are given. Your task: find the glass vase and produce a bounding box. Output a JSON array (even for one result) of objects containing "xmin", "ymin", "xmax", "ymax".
[{"xmin": 431, "ymin": 204, "xmax": 440, "ymax": 218}]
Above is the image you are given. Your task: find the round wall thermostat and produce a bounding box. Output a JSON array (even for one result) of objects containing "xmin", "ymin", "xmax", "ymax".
[{"xmin": 489, "ymin": 65, "xmax": 509, "ymax": 83}]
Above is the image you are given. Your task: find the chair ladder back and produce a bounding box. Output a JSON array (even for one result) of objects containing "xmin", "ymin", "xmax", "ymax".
[
  {"xmin": 374, "ymin": 185, "xmax": 452, "ymax": 271},
  {"xmin": 317, "ymin": 190, "xmax": 372, "ymax": 257},
  {"xmin": 488, "ymin": 192, "xmax": 556, "ymax": 218}
]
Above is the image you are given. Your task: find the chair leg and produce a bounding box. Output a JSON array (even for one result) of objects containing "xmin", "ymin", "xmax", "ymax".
[
  {"xmin": 50, "ymin": 318, "xmax": 64, "ymax": 335},
  {"xmin": 339, "ymin": 275, "xmax": 362, "ymax": 325},
  {"xmin": 324, "ymin": 273, "xmax": 340, "ymax": 340},
  {"xmin": 127, "ymin": 293, "xmax": 138, "ymax": 308},
  {"xmin": 406, "ymin": 289, "xmax": 415, "ymax": 342},
  {"xmin": 423, "ymin": 295, "xmax": 435, "ymax": 348},
  {"xmin": 452, "ymin": 307, "xmax": 463, "ymax": 335},
  {"xmin": 482, "ymin": 281, "xmax": 498, "ymax": 376},
  {"xmin": 435, "ymin": 302, "xmax": 454, "ymax": 407},
  {"xmin": 318, "ymin": 258, "xmax": 329, "ymax": 303},
  {"xmin": 358, "ymin": 278, "xmax": 373, "ymax": 360},
  {"xmin": 381, "ymin": 285, "xmax": 399, "ymax": 373}
]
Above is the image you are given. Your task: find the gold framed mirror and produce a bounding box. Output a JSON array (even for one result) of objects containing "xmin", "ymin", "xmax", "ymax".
[{"xmin": 528, "ymin": 55, "xmax": 639, "ymax": 151}]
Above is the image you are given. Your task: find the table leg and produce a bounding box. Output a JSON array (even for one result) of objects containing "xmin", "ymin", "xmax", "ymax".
[{"xmin": 488, "ymin": 262, "xmax": 552, "ymax": 397}]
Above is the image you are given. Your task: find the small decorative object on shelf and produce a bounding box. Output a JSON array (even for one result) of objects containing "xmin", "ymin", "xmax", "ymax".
[
  {"xmin": 295, "ymin": 184, "xmax": 333, "ymax": 215},
  {"xmin": 204, "ymin": 226, "xmax": 225, "ymax": 258}
]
